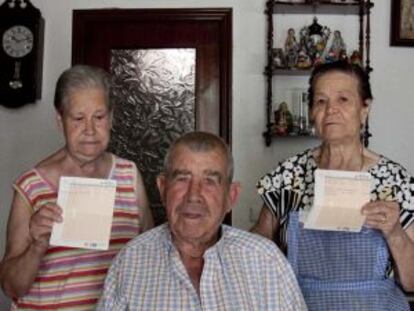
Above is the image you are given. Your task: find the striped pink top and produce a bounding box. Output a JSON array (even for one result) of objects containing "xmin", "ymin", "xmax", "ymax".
[{"xmin": 11, "ymin": 155, "xmax": 143, "ymax": 310}]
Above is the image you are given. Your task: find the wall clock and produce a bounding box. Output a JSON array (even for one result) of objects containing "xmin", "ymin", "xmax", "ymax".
[{"xmin": 0, "ymin": 0, "xmax": 44, "ymax": 108}]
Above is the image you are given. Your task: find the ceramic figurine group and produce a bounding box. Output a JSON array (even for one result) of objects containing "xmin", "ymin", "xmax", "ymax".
[{"xmin": 272, "ymin": 17, "xmax": 363, "ymax": 70}]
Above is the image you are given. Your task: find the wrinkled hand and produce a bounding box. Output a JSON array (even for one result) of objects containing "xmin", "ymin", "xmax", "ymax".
[
  {"xmin": 362, "ymin": 201, "xmax": 401, "ymax": 238},
  {"xmin": 29, "ymin": 203, "xmax": 62, "ymax": 250}
]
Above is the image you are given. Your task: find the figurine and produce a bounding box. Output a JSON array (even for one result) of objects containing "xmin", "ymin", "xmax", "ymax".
[
  {"xmin": 338, "ymin": 49, "xmax": 348, "ymax": 62},
  {"xmin": 296, "ymin": 47, "xmax": 312, "ymax": 69},
  {"xmin": 328, "ymin": 30, "xmax": 346, "ymax": 61},
  {"xmin": 272, "ymin": 48, "xmax": 286, "ymax": 68},
  {"xmin": 350, "ymin": 50, "xmax": 362, "ymax": 66},
  {"xmin": 290, "ymin": 116, "xmax": 300, "ymax": 136},
  {"xmin": 284, "ymin": 28, "xmax": 299, "ymax": 68},
  {"xmin": 313, "ymin": 52, "xmax": 324, "ymax": 67},
  {"xmin": 324, "ymin": 50, "xmax": 336, "ymax": 63},
  {"xmin": 300, "ymin": 17, "xmax": 331, "ymax": 61},
  {"xmin": 299, "ymin": 26, "xmax": 309, "ymax": 53},
  {"xmin": 274, "ymin": 102, "xmax": 293, "ymax": 135}
]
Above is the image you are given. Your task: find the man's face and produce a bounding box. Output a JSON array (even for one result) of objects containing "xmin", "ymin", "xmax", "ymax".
[{"xmin": 157, "ymin": 145, "xmax": 239, "ymax": 246}]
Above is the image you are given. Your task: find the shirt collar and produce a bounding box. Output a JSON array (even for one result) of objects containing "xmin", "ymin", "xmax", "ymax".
[{"xmin": 162, "ymin": 224, "xmax": 228, "ymax": 257}]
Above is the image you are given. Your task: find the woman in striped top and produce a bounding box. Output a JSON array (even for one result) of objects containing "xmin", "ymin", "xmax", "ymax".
[{"xmin": 0, "ymin": 65, "xmax": 153, "ymax": 310}]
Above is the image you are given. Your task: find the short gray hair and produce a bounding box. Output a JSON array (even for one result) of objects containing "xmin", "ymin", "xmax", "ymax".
[
  {"xmin": 54, "ymin": 65, "xmax": 111, "ymax": 114},
  {"xmin": 163, "ymin": 132, "xmax": 234, "ymax": 182}
]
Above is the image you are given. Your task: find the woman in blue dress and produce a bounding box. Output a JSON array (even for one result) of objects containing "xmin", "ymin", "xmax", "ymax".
[{"xmin": 252, "ymin": 61, "xmax": 414, "ymax": 310}]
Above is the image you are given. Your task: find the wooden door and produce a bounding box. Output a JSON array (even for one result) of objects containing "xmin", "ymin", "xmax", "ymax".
[{"xmin": 72, "ymin": 9, "xmax": 232, "ymax": 224}]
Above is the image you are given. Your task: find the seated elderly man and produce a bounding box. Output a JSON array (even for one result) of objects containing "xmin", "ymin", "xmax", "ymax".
[{"xmin": 97, "ymin": 132, "xmax": 306, "ymax": 310}]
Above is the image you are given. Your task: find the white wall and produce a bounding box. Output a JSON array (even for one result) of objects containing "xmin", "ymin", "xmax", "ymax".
[{"xmin": 0, "ymin": 0, "xmax": 413, "ymax": 307}]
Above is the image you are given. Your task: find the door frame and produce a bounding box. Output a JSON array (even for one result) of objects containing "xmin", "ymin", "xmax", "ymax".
[
  {"xmin": 72, "ymin": 8, "xmax": 233, "ymax": 224},
  {"xmin": 72, "ymin": 8, "xmax": 232, "ymax": 144}
]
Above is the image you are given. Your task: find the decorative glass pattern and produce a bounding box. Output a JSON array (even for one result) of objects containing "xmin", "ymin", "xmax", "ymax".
[{"xmin": 109, "ymin": 49, "xmax": 196, "ymax": 224}]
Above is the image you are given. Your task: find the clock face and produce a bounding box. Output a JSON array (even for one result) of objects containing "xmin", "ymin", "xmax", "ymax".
[{"xmin": 2, "ymin": 25, "xmax": 34, "ymax": 58}]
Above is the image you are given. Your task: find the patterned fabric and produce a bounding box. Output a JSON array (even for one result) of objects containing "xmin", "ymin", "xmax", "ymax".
[
  {"xmin": 11, "ymin": 155, "xmax": 143, "ymax": 311},
  {"xmin": 97, "ymin": 224, "xmax": 307, "ymax": 311},
  {"xmin": 257, "ymin": 148, "xmax": 414, "ymax": 251},
  {"xmin": 287, "ymin": 212, "xmax": 409, "ymax": 310}
]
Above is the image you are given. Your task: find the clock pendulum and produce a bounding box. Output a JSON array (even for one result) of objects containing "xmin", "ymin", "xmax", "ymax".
[{"xmin": 9, "ymin": 60, "xmax": 23, "ymax": 89}]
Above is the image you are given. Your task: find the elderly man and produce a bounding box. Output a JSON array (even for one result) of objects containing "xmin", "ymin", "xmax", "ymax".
[{"xmin": 97, "ymin": 132, "xmax": 306, "ymax": 310}]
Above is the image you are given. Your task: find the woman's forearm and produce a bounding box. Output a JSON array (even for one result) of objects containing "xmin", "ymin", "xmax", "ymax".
[
  {"xmin": 0, "ymin": 242, "xmax": 46, "ymax": 298},
  {"xmin": 386, "ymin": 226, "xmax": 414, "ymax": 291}
]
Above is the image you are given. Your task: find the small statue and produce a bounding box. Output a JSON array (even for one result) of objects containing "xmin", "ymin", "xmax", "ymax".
[
  {"xmin": 328, "ymin": 30, "xmax": 346, "ymax": 61},
  {"xmin": 296, "ymin": 47, "xmax": 312, "ymax": 69},
  {"xmin": 324, "ymin": 50, "xmax": 336, "ymax": 63},
  {"xmin": 284, "ymin": 28, "xmax": 299, "ymax": 68},
  {"xmin": 338, "ymin": 49, "xmax": 348, "ymax": 62},
  {"xmin": 300, "ymin": 17, "xmax": 331, "ymax": 61},
  {"xmin": 274, "ymin": 102, "xmax": 293, "ymax": 135},
  {"xmin": 290, "ymin": 116, "xmax": 300, "ymax": 136},
  {"xmin": 313, "ymin": 52, "xmax": 324, "ymax": 67},
  {"xmin": 272, "ymin": 48, "xmax": 286, "ymax": 68},
  {"xmin": 350, "ymin": 50, "xmax": 362, "ymax": 66},
  {"xmin": 299, "ymin": 26, "xmax": 309, "ymax": 53}
]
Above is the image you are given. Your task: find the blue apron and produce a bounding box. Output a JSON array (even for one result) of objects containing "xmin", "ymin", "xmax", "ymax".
[{"xmin": 287, "ymin": 212, "xmax": 409, "ymax": 311}]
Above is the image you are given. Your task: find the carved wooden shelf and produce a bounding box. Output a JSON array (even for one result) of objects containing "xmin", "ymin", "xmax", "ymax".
[{"xmin": 263, "ymin": 0, "xmax": 374, "ymax": 147}]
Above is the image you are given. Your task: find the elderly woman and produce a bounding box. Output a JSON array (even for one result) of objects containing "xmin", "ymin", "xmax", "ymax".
[
  {"xmin": 0, "ymin": 65, "xmax": 153, "ymax": 310},
  {"xmin": 253, "ymin": 61, "xmax": 414, "ymax": 310}
]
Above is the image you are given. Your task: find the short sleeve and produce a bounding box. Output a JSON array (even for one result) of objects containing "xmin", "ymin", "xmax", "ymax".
[
  {"xmin": 257, "ymin": 167, "xmax": 283, "ymax": 219},
  {"xmin": 399, "ymin": 176, "xmax": 414, "ymax": 229},
  {"xmin": 257, "ymin": 163, "xmax": 305, "ymax": 224},
  {"xmin": 257, "ymin": 150, "xmax": 314, "ymax": 225},
  {"xmin": 97, "ymin": 255, "xmax": 128, "ymax": 311},
  {"xmin": 370, "ymin": 158, "xmax": 414, "ymax": 230}
]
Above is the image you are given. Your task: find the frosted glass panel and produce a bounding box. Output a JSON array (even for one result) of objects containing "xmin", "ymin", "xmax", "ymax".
[{"xmin": 109, "ymin": 48, "xmax": 196, "ymax": 224}]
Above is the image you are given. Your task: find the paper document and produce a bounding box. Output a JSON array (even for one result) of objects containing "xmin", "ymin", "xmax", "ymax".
[
  {"xmin": 303, "ymin": 169, "xmax": 372, "ymax": 232},
  {"xmin": 50, "ymin": 176, "xmax": 117, "ymax": 250}
]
